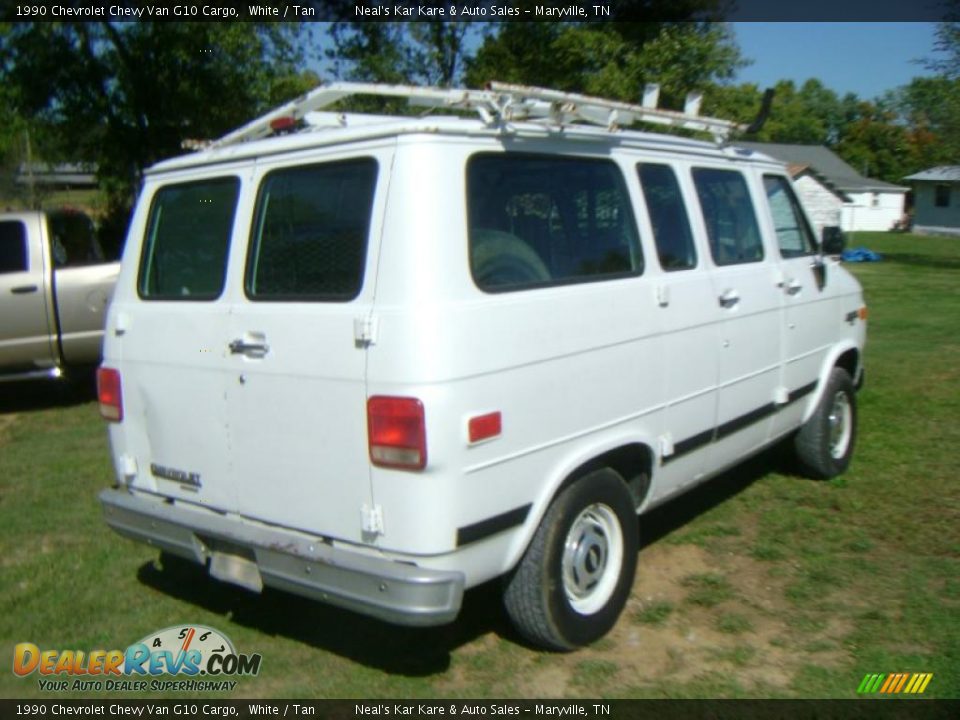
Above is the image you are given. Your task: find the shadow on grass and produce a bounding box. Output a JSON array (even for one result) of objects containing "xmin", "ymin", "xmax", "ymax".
[
  {"xmin": 137, "ymin": 555, "xmax": 511, "ymax": 676},
  {"xmin": 639, "ymin": 444, "xmax": 798, "ymax": 549},
  {"xmin": 873, "ymin": 252, "xmax": 960, "ymax": 270},
  {"xmin": 135, "ymin": 445, "xmax": 798, "ymax": 672},
  {"xmin": 0, "ymin": 372, "xmax": 97, "ymax": 414}
]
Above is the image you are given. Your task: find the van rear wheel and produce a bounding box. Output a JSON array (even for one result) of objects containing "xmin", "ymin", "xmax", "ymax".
[{"xmin": 503, "ymin": 468, "xmax": 638, "ymax": 651}]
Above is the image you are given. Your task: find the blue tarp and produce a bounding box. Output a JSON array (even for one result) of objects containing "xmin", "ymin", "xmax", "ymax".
[{"xmin": 841, "ymin": 247, "xmax": 883, "ymax": 262}]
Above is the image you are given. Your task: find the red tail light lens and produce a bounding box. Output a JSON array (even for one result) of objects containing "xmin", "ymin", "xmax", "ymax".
[
  {"xmin": 367, "ymin": 396, "xmax": 426, "ymax": 470},
  {"xmin": 97, "ymin": 367, "xmax": 123, "ymax": 422}
]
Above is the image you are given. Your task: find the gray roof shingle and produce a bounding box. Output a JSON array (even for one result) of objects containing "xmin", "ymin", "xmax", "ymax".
[
  {"xmin": 734, "ymin": 142, "xmax": 908, "ymax": 193},
  {"xmin": 903, "ymin": 166, "xmax": 960, "ymax": 182}
]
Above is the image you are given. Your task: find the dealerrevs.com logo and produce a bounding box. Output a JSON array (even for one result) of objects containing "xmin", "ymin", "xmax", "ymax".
[{"xmin": 13, "ymin": 625, "xmax": 261, "ymax": 692}]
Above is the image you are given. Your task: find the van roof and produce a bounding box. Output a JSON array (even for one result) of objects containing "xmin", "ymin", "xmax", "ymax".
[{"xmin": 151, "ymin": 115, "xmax": 784, "ymax": 175}]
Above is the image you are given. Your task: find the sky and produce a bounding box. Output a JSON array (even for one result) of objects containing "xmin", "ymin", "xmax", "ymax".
[
  {"xmin": 311, "ymin": 21, "xmax": 942, "ymax": 103},
  {"xmin": 731, "ymin": 23, "xmax": 940, "ymax": 100}
]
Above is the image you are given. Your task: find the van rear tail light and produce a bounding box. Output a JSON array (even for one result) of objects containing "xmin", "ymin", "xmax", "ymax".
[
  {"xmin": 367, "ymin": 396, "xmax": 426, "ymax": 470},
  {"xmin": 97, "ymin": 367, "xmax": 123, "ymax": 422}
]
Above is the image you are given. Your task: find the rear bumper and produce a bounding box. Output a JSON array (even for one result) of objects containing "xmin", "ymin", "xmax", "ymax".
[{"xmin": 100, "ymin": 488, "xmax": 464, "ymax": 627}]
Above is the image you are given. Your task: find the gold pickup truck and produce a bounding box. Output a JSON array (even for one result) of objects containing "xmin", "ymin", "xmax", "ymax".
[{"xmin": 0, "ymin": 210, "xmax": 118, "ymax": 382}]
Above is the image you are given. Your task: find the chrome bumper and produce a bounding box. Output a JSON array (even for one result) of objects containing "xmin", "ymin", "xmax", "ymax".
[{"xmin": 100, "ymin": 488, "xmax": 464, "ymax": 627}]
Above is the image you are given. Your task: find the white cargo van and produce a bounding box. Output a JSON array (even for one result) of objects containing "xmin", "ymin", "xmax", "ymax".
[{"xmin": 98, "ymin": 83, "xmax": 866, "ymax": 650}]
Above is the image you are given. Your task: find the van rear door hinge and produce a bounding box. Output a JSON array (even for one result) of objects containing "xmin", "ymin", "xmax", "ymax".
[
  {"xmin": 353, "ymin": 315, "xmax": 379, "ymax": 347},
  {"xmin": 361, "ymin": 504, "xmax": 384, "ymax": 536}
]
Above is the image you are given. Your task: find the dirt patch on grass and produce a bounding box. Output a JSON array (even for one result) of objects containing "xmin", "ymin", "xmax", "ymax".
[{"xmin": 451, "ymin": 542, "xmax": 855, "ymax": 697}]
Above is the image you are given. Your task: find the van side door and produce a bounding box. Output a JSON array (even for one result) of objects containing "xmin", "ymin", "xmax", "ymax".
[
  {"xmin": 761, "ymin": 174, "xmax": 832, "ymax": 436},
  {"xmin": 0, "ymin": 214, "xmax": 57, "ymax": 374},
  {"xmin": 691, "ymin": 167, "xmax": 783, "ymax": 462},
  {"xmin": 635, "ymin": 162, "xmax": 720, "ymax": 496}
]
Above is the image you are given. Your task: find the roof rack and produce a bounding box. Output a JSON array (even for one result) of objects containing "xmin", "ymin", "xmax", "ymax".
[{"xmin": 210, "ymin": 81, "xmax": 745, "ymax": 149}]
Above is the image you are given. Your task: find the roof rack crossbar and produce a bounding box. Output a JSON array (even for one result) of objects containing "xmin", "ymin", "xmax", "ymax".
[{"xmin": 210, "ymin": 81, "xmax": 744, "ymax": 149}]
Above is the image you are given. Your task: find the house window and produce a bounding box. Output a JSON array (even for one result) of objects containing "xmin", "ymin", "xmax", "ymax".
[{"xmin": 935, "ymin": 184, "xmax": 951, "ymax": 208}]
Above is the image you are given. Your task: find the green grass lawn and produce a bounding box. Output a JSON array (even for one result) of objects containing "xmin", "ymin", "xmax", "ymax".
[{"xmin": 0, "ymin": 232, "xmax": 957, "ymax": 699}]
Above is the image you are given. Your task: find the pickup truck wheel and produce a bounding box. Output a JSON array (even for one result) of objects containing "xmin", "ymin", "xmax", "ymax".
[
  {"xmin": 794, "ymin": 367, "xmax": 857, "ymax": 479},
  {"xmin": 503, "ymin": 468, "xmax": 638, "ymax": 651}
]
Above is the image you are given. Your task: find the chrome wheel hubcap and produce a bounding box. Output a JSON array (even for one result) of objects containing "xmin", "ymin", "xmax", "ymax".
[
  {"xmin": 828, "ymin": 391, "xmax": 852, "ymax": 459},
  {"xmin": 562, "ymin": 503, "xmax": 623, "ymax": 615}
]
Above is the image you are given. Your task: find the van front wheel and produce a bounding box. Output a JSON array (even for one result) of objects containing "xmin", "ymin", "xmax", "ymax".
[
  {"xmin": 503, "ymin": 468, "xmax": 638, "ymax": 651},
  {"xmin": 794, "ymin": 367, "xmax": 857, "ymax": 479}
]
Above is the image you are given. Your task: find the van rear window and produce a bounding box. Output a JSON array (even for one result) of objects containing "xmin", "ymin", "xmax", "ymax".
[
  {"xmin": 138, "ymin": 177, "xmax": 240, "ymax": 300},
  {"xmin": 467, "ymin": 154, "xmax": 642, "ymax": 292},
  {"xmin": 246, "ymin": 159, "xmax": 377, "ymax": 302}
]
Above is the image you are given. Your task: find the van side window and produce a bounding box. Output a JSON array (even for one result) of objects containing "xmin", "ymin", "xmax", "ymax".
[
  {"xmin": 0, "ymin": 221, "xmax": 28, "ymax": 274},
  {"xmin": 692, "ymin": 168, "xmax": 764, "ymax": 266},
  {"xmin": 138, "ymin": 178, "xmax": 240, "ymax": 300},
  {"xmin": 763, "ymin": 175, "xmax": 817, "ymax": 258},
  {"xmin": 246, "ymin": 159, "xmax": 377, "ymax": 302},
  {"xmin": 468, "ymin": 154, "xmax": 642, "ymax": 292},
  {"xmin": 637, "ymin": 163, "xmax": 696, "ymax": 271}
]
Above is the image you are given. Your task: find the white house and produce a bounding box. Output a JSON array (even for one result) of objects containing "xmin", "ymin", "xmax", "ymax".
[
  {"xmin": 903, "ymin": 166, "xmax": 960, "ymax": 236},
  {"xmin": 736, "ymin": 143, "xmax": 908, "ymax": 233},
  {"xmin": 785, "ymin": 163, "xmax": 849, "ymax": 238}
]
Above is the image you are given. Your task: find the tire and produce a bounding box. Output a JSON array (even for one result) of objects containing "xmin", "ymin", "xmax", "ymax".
[
  {"xmin": 471, "ymin": 230, "xmax": 550, "ymax": 288},
  {"xmin": 794, "ymin": 367, "xmax": 857, "ymax": 479},
  {"xmin": 503, "ymin": 468, "xmax": 639, "ymax": 651}
]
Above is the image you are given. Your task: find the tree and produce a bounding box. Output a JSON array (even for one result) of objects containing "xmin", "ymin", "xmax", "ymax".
[
  {"xmin": 892, "ymin": 72, "xmax": 960, "ymax": 166},
  {"xmin": 327, "ymin": 8, "xmax": 488, "ymax": 88},
  {"xmin": 923, "ymin": 19, "xmax": 960, "ymax": 78},
  {"xmin": 465, "ymin": 22, "xmax": 745, "ymax": 110},
  {"xmin": 1, "ymin": 23, "xmax": 310, "ymax": 228}
]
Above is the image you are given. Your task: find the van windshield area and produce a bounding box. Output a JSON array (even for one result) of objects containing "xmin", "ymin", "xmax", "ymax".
[{"xmin": 138, "ymin": 177, "xmax": 240, "ymax": 300}]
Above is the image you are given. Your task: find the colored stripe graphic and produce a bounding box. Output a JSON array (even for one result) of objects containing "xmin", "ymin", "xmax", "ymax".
[{"xmin": 857, "ymin": 673, "xmax": 933, "ymax": 694}]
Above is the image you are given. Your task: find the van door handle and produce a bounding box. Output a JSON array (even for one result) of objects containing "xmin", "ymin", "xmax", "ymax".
[
  {"xmin": 228, "ymin": 339, "xmax": 270, "ymax": 357},
  {"xmin": 785, "ymin": 279, "xmax": 803, "ymax": 295},
  {"xmin": 718, "ymin": 289, "xmax": 740, "ymax": 308},
  {"xmin": 11, "ymin": 284, "xmax": 38, "ymax": 295}
]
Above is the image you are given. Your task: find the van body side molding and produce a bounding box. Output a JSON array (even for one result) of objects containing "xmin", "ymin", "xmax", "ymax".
[
  {"xmin": 663, "ymin": 381, "xmax": 819, "ymax": 465},
  {"xmin": 457, "ymin": 505, "xmax": 532, "ymax": 548}
]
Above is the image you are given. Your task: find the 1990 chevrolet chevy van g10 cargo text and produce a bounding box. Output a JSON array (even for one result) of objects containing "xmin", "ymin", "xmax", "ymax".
[{"xmin": 98, "ymin": 83, "xmax": 865, "ymax": 650}]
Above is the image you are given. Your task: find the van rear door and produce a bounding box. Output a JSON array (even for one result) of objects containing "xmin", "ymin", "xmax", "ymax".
[
  {"xmin": 118, "ymin": 174, "xmax": 243, "ymax": 511},
  {"xmin": 225, "ymin": 150, "xmax": 388, "ymax": 544}
]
